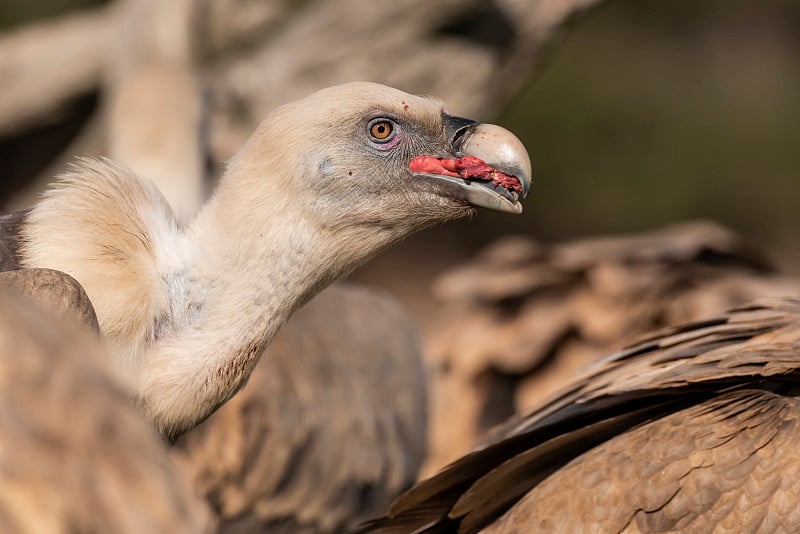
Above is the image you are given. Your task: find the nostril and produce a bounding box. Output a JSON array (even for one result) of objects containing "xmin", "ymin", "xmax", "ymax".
[
  {"xmin": 443, "ymin": 114, "xmax": 478, "ymax": 153},
  {"xmin": 450, "ymin": 124, "xmax": 475, "ymax": 153}
]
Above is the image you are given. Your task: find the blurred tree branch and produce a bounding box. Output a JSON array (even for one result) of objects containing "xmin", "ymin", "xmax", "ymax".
[
  {"xmin": 0, "ymin": 6, "xmax": 112, "ymax": 137},
  {"xmin": 0, "ymin": 0, "xmax": 606, "ymax": 206}
]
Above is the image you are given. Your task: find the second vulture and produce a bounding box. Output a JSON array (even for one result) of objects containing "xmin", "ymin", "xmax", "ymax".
[
  {"xmin": 422, "ymin": 221, "xmax": 800, "ymax": 473},
  {"xmin": 363, "ymin": 296, "xmax": 800, "ymax": 532},
  {"xmin": 0, "ymin": 82, "xmax": 531, "ymax": 440},
  {"xmin": 174, "ymin": 283, "xmax": 428, "ymax": 532}
]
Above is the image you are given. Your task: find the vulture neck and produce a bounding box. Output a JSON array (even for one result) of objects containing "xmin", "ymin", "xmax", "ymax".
[
  {"xmin": 188, "ymin": 180, "xmax": 343, "ymax": 348},
  {"xmin": 141, "ymin": 154, "xmax": 380, "ymax": 437}
]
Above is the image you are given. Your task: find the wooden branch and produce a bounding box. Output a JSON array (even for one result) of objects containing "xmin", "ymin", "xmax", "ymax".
[
  {"xmin": 0, "ymin": 7, "xmax": 114, "ymax": 137},
  {"xmin": 205, "ymin": 0, "xmax": 608, "ymax": 159}
]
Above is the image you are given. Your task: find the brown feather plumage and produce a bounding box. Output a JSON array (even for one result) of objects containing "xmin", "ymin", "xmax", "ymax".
[
  {"xmin": 365, "ymin": 297, "xmax": 800, "ymax": 532},
  {"xmin": 175, "ymin": 283, "xmax": 428, "ymax": 533},
  {"xmin": 0, "ymin": 268, "xmax": 100, "ymax": 333},
  {"xmin": 424, "ymin": 222, "xmax": 800, "ymax": 474},
  {"xmin": 0, "ymin": 210, "xmax": 29, "ymax": 271},
  {"xmin": 0, "ymin": 287, "xmax": 212, "ymax": 533}
]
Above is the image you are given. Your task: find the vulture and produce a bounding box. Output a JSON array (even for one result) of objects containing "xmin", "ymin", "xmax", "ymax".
[
  {"xmin": 174, "ymin": 283, "xmax": 427, "ymax": 533},
  {"xmin": 0, "ymin": 285, "xmax": 212, "ymax": 533},
  {"xmin": 422, "ymin": 221, "xmax": 800, "ymax": 473},
  {"xmin": 0, "ymin": 81, "xmax": 531, "ymax": 442},
  {"xmin": 363, "ymin": 296, "xmax": 800, "ymax": 532},
  {"xmin": 107, "ymin": 73, "xmax": 433, "ymax": 529}
]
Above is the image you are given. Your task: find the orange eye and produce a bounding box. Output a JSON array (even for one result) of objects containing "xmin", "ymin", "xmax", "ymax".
[{"xmin": 369, "ymin": 119, "xmax": 395, "ymax": 142}]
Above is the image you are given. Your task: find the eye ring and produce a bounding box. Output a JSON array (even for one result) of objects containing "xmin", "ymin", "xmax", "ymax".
[{"xmin": 368, "ymin": 118, "xmax": 397, "ymax": 143}]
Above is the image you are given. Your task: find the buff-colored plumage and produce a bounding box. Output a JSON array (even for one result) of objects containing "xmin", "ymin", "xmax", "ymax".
[
  {"xmin": 3, "ymin": 82, "xmax": 530, "ymax": 441},
  {"xmin": 21, "ymin": 158, "xmax": 179, "ymax": 362}
]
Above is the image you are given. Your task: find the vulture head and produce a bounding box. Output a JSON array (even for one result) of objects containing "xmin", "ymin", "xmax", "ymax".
[
  {"xmin": 219, "ymin": 82, "xmax": 531, "ymax": 251},
  {"xmin": 12, "ymin": 82, "xmax": 531, "ymax": 437}
]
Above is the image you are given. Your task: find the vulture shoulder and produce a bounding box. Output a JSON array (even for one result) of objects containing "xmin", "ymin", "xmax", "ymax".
[
  {"xmin": 0, "ymin": 287, "xmax": 212, "ymax": 533},
  {"xmin": 19, "ymin": 157, "xmax": 180, "ymax": 354},
  {"xmin": 364, "ymin": 297, "xmax": 800, "ymax": 533},
  {"xmin": 485, "ymin": 388, "xmax": 800, "ymax": 533},
  {"xmin": 175, "ymin": 283, "xmax": 428, "ymax": 533}
]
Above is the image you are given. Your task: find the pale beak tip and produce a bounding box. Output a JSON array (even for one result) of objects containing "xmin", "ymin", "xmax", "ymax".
[{"xmin": 462, "ymin": 123, "xmax": 532, "ymax": 198}]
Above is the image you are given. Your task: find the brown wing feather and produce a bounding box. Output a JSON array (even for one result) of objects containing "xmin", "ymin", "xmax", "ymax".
[
  {"xmin": 0, "ymin": 287, "xmax": 211, "ymax": 533},
  {"xmin": 424, "ymin": 222, "xmax": 800, "ymax": 477},
  {"xmin": 364, "ymin": 298, "xmax": 800, "ymax": 532},
  {"xmin": 175, "ymin": 283, "xmax": 427, "ymax": 533},
  {"xmin": 0, "ymin": 268, "xmax": 99, "ymax": 332},
  {"xmin": 0, "ymin": 210, "xmax": 101, "ymax": 333},
  {"xmin": 484, "ymin": 389, "xmax": 800, "ymax": 533}
]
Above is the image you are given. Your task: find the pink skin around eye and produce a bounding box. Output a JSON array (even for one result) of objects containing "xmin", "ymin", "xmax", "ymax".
[{"xmin": 375, "ymin": 131, "xmax": 403, "ymax": 151}]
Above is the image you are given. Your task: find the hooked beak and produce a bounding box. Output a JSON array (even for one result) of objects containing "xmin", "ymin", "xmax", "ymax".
[{"xmin": 410, "ymin": 114, "xmax": 532, "ymax": 214}]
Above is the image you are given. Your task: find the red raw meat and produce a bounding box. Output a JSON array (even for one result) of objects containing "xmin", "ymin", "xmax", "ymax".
[{"xmin": 409, "ymin": 155, "xmax": 521, "ymax": 192}]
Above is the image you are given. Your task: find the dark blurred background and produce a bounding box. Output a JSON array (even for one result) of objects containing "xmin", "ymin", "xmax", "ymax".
[
  {"xmin": 1, "ymin": 0, "xmax": 103, "ymax": 28},
  {"xmin": 501, "ymin": 0, "xmax": 799, "ymax": 260},
  {"xmin": 358, "ymin": 0, "xmax": 800, "ymax": 319}
]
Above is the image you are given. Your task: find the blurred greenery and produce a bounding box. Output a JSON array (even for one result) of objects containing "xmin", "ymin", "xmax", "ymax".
[{"xmin": 493, "ymin": 0, "xmax": 800, "ymax": 270}]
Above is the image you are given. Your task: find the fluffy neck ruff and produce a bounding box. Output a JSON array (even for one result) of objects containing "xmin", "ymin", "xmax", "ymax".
[{"xmin": 21, "ymin": 155, "xmax": 394, "ymax": 438}]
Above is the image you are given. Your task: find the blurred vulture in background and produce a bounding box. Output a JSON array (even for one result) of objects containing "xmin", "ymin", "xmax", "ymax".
[
  {"xmin": 366, "ymin": 297, "xmax": 800, "ymax": 532},
  {"xmin": 174, "ymin": 284, "xmax": 427, "ymax": 533},
  {"xmin": 424, "ymin": 221, "xmax": 800, "ymax": 472},
  {"xmin": 0, "ymin": 284, "xmax": 212, "ymax": 534},
  {"xmin": 0, "ymin": 274, "xmax": 426, "ymax": 533}
]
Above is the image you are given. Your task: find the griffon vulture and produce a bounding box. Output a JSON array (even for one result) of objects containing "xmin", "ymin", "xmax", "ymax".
[
  {"xmin": 0, "ymin": 81, "xmax": 531, "ymax": 442},
  {"xmin": 363, "ymin": 297, "xmax": 800, "ymax": 532},
  {"xmin": 107, "ymin": 73, "xmax": 432, "ymax": 530}
]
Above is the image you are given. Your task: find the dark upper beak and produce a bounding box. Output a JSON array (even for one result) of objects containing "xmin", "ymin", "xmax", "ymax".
[{"xmin": 418, "ymin": 114, "xmax": 532, "ymax": 214}]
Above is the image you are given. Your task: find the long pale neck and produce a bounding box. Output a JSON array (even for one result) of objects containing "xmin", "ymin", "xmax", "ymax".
[
  {"xmin": 139, "ymin": 170, "xmax": 360, "ymax": 438},
  {"xmin": 187, "ymin": 196, "xmax": 342, "ymax": 358}
]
